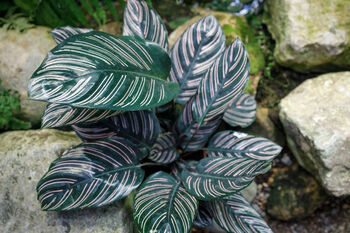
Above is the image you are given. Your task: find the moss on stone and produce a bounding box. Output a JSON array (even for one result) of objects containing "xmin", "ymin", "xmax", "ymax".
[
  {"xmin": 222, "ymin": 16, "xmax": 265, "ymax": 75},
  {"xmin": 267, "ymin": 166, "xmax": 327, "ymax": 220},
  {"xmin": 264, "ymin": 0, "xmax": 350, "ymax": 72}
]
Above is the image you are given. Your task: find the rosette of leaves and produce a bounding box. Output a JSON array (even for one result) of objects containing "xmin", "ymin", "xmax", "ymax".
[{"xmin": 28, "ymin": 0, "xmax": 281, "ymax": 232}]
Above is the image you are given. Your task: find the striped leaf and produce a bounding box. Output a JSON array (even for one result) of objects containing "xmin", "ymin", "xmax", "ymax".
[
  {"xmin": 28, "ymin": 32, "xmax": 179, "ymax": 111},
  {"xmin": 209, "ymin": 193, "xmax": 273, "ymax": 233},
  {"xmin": 223, "ymin": 93, "xmax": 257, "ymax": 128},
  {"xmin": 36, "ymin": 137, "xmax": 145, "ymax": 211},
  {"xmin": 175, "ymin": 38, "xmax": 249, "ymax": 151},
  {"xmin": 176, "ymin": 98, "xmax": 222, "ymax": 151},
  {"xmin": 207, "ymin": 130, "xmax": 282, "ymax": 161},
  {"xmin": 148, "ymin": 132, "xmax": 179, "ymax": 164},
  {"xmin": 123, "ymin": 0, "xmax": 169, "ymax": 52},
  {"xmin": 192, "ymin": 38, "xmax": 250, "ymax": 124},
  {"xmin": 49, "ymin": 26, "xmax": 93, "ymax": 44},
  {"xmin": 193, "ymin": 201, "xmax": 213, "ymax": 228},
  {"xmin": 42, "ymin": 103, "xmax": 121, "ymax": 128},
  {"xmin": 180, "ymin": 156, "xmax": 271, "ymax": 200},
  {"xmin": 169, "ymin": 15, "xmax": 225, "ymax": 104},
  {"xmin": 72, "ymin": 110, "xmax": 160, "ymax": 157},
  {"xmin": 46, "ymin": 26, "xmax": 124, "ymax": 128},
  {"xmin": 133, "ymin": 171, "xmax": 198, "ymax": 233}
]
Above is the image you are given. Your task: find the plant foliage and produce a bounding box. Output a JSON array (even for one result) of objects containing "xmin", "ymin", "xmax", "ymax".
[
  {"xmin": 28, "ymin": 0, "xmax": 281, "ymax": 232},
  {"xmin": 0, "ymin": 80, "xmax": 31, "ymax": 130},
  {"xmin": 5, "ymin": 0, "xmax": 151, "ymax": 29}
]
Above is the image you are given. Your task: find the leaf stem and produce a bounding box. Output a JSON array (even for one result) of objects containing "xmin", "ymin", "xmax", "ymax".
[{"xmin": 139, "ymin": 162, "xmax": 164, "ymax": 168}]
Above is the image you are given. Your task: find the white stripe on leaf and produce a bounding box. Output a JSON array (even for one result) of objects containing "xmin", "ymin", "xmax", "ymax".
[
  {"xmin": 36, "ymin": 137, "xmax": 145, "ymax": 211},
  {"xmin": 133, "ymin": 172, "xmax": 198, "ymax": 233},
  {"xmin": 223, "ymin": 93, "xmax": 257, "ymax": 128},
  {"xmin": 175, "ymin": 98, "xmax": 223, "ymax": 151},
  {"xmin": 50, "ymin": 26, "xmax": 93, "ymax": 44},
  {"xmin": 209, "ymin": 193, "xmax": 273, "ymax": 233},
  {"xmin": 207, "ymin": 130, "xmax": 282, "ymax": 161},
  {"xmin": 123, "ymin": 0, "xmax": 169, "ymax": 52},
  {"xmin": 169, "ymin": 15, "xmax": 225, "ymax": 104},
  {"xmin": 180, "ymin": 156, "xmax": 273, "ymax": 200},
  {"xmin": 42, "ymin": 103, "xmax": 121, "ymax": 128},
  {"xmin": 148, "ymin": 133, "xmax": 179, "ymax": 164},
  {"xmin": 72, "ymin": 110, "xmax": 160, "ymax": 159},
  {"xmin": 28, "ymin": 32, "xmax": 178, "ymax": 111},
  {"xmin": 193, "ymin": 38, "xmax": 250, "ymax": 124},
  {"xmin": 175, "ymin": 38, "xmax": 250, "ymax": 151}
]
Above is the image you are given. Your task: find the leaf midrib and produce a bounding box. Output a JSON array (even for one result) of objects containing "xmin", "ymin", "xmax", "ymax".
[
  {"xmin": 68, "ymin": 164, "xmax": 141, "ymax": 189},
  {"xmin": 186, "ymin": 171, "xmax": 255, "ymax": 180},
  {"xmin": 167, "ymin": 181, "xmax": 181, "ymax": 224},
  {"xmin": 178, "ymin": 35, "xmax": 208, "ymax": 92},
  {"xmin": 206, "ymin": 147, "xmax": 272, "ymax": 157},
  {"xmin": 50, "ymin": 69, "xmax": 168, "ymax": 83}
]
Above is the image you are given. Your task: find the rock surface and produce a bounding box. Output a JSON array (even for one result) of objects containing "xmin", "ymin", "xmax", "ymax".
[
  {"xmin": 0, "ymin": 27, "xmax": 55, "ymax": 127},
  {"xmin": 264, "ymin": 0, "xmax": 350, "ymax": 72},
  {"xmin": 279, "ymin": 72, "xmax": 350, "ymax": 196},
  {"xmin": 241, "ymin": 105, "xmax": 285, "ymax": 147},
  {"xmin": 241, "ymin": 181, "xmax": 258, "ymax": 203},
  {"xmin": 267, "ymin": 166, "xmax": 327, "ymax": 221},
  {"xmin": 0, "ymin": 129, "xmax": 134, "ymax": 233}
]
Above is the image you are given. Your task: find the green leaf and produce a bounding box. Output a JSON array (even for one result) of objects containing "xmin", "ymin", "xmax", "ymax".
[
  {"xmin": 44, "ymin": 27, "xmax": 122, "ymax": 129},
  {"xmin": 176, "ymin": 38, "xmax": 249, "ymax": 151},
  {"xmin": 192, "ymin": 38, "xmax": 250, "ymax": 124},
  {"xmin": 178, "ymin": 130, "xmax": 282, "ymax": 200},
  {"xmin": 176, "ymin": 98, "xmax": 223, "ymax": 151},
  {"xmin": 123, "ymin": 0, "xmax": 169, "ymax": 52},
  {"xmin": 134, "ymin": 171, "xmax": 198, "ymax": 233},
  {"xmin": 34, "ymin": 1, "xmax": 65, "ymax": 27},
  {"xmin": 207, "ymin": 130, "xmax": 282, "ymax": 160},
  {"xmin": 28, "ymin": 32, "xmax": 179, "ymax": 111},
  {"xmin": 36, "ymin": 137, "xmax": 145, "ymax": 211},
  {"xmin": 102, "ymin": 0, "xmax": 119, "ymax": 22},
  {"xmin": 223, "ymin": 93, "xmax": 257, "ymax": 128},
  {"xmin": 13, "ymin": 0, "xmax": 40, "ymax": 13},
  {"xmin": 180, "ymin": 156, "xmax": 271, "ymax": 200},
  {"xmin": 193, "ymin": 201, "xmax": 213, "ymax": 228},
  {"xmin": 90, "ymin": 0, "xmax": 107, "ymax": 27},
  {"xmin": 41, "ymin": 103, "xmax": 121, "ymax": 128},
  {"xmin": 148, "ymin": 132, "xmax": 179, "ymax": 164},
  {"xmin": 169, "ymin": 15, "xmax": 225, "ymax": 104},
  {"xmin": 209, "ymin": 193, "xmax": 273, "ymax": 233},
  {"xmin": 72, "ymin": 110, "xmax": 160, "ymax": 157}
]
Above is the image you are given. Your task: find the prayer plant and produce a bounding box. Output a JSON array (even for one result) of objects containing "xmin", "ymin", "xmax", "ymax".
[{"xmin": 28, "ymin": 0, "xmax": 281, "ymax": 232}]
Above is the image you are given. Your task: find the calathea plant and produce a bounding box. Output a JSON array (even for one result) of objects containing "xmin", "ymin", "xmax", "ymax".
[{"xmin": 28, "ymin": 0, "xmax": 281, "ymax": 232}]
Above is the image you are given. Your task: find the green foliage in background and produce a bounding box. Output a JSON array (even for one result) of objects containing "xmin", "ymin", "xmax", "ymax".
[
  {"xmin": 0, "ymin": 80, "xmax": 31, "ymax": 130},
  {"xmin": 0, "ymin": 6, "xmax": 34, "ymax": 32},
  {"xmin": 0, "ymin": 0, "xmax": 153, "ymax": 29},
  {"xmin": 247, "ymin": 13, "xmax": 275, "ymax": 80},
  {"xmin": 222, "ymin": 16, "xmax": 265, "ymax": 75}
]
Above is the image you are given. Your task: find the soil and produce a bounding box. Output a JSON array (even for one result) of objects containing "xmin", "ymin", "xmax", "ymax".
[{"xmin": 255, "ymin": 151, "xmax": 350, "ymax": 233}]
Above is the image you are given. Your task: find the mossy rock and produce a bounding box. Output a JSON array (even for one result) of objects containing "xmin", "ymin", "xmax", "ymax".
[
  {"xmin": 267, "ymin": 166, "xmax": 327, "ymax": 221},
  {"xmin": 168, "ymin": 8, "xmax": 265, "ymax": 75},
  {"xmin": 263, "ymin": 0, "xmax": 350, "ymax": 72}
]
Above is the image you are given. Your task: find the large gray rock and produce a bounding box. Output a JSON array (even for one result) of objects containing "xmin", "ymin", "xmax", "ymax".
[
  {"xmin": 0, "ymin": 27, "xmax": 55, "ymax": 127},
  {"xmin": 264, "ymin": 0, "xmax": 350, "ymax": 72},
  {"xmin": 0, "ymin": 129, "xmax": 134, "ymax": 233},
  {"xmin": 279, "ymin": 72, "xmax": 350, "ymax": 196}
]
